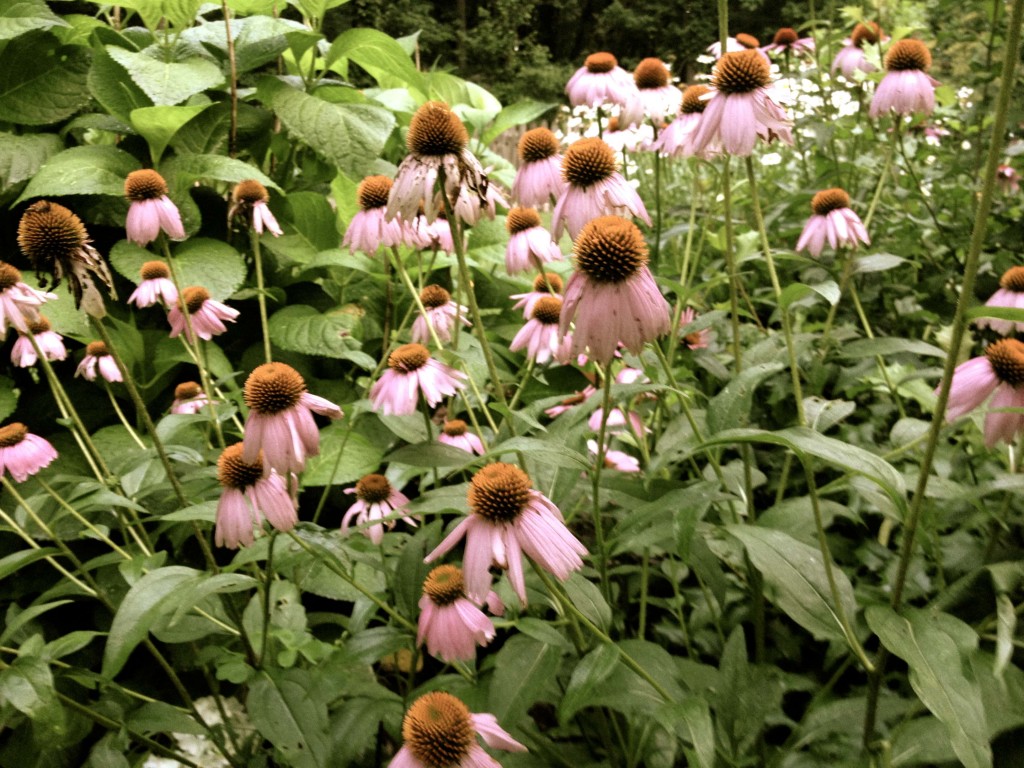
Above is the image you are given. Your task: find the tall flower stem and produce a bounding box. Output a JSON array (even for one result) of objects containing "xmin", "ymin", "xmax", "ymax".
[
  {"xmin": 590, "ymin": 362, "xmax": 616, "ymax": 604},
  {"xmin": 103, "ymin": 380, "xmax": 146, "ymax": 449},
  {"xmin": 863, "ymin": 0, "xmax": 1024, "ymax": 749},
  {"xmin": 862, "ymin": 121, "xmax": 900, "ymax": 231},
  {"xmin": 250, "ymin": 229, "xmax": 273, "ymax": 364},
  {"xmin": 722, "ymin": 158, "xmax": 744, "ymax": 371},
  {"xmin": 651, "ymin": 126, "xmax": 663, "ymax": 264}
]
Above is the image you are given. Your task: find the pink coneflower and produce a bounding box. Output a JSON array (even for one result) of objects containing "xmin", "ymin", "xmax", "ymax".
[
  {"xmin": 0, "ymin": 423, "xmax": 57, "ymax": 483},
  {"xmin": 168, "ymin": 287, "xmax": 239, "ymax": 343},
  {"xmin": 75, "ymin": 341, "xmax": 122, "ymax": 383},
  {"xmin": 390, "ymin": 692, "xmax": 526, "ymax": 768},
  {"xmin": 417, "ymin": 565, "xmax": 499, "ymax": 662},
  {"xmin": 341, "ymin": 473, "xmax": 415, "ymax": 544},
  {"xmin": 551, "ymin": 138, "xmax": 651, "ymax": 240},
  {"xmin": 241, "ymin": 362, "xmax": 343, "ymax": 474},
  {"xmin": 705, "ymin": 37, "xmax": 746, "ymax": 58},
  {"xmin": 976, "ymin": 266, "xmax": 1024, "ymax": 335},
  {"xmin": 511, "ymin": 272, "xmax": 564, "ymax": 319},
  {"xmin": 127, "ymin": 261, "xmax": 178, "ymax": 308},
  {"xmin": 997, "ymin": 165, "xmax": 1021, "ymax": 195},
  {"xmin": 763, "ymin": 27, "xmax": 815, "ymax": 56},
  {"xmin": 124, "ymin": 169, "xmax": 186, "ymax": 246},
  {"xmin": 512, "ymin": 127, "xmax": 566, "ymax": 207},
  {"xmin": 170, "ymin": 381, "xmax": 210, "ymax": 415},
  {"xmin": 587, "ymin": 440, "xmax": 640, "ymax": 472},
  {"xmin": 869, "ymin": 39, "xmax": 939, "ymax": 118},
  {"xmin": 689, "ymin": 49, "xmax": 793, "ymax": 158},
  {"xmin": 679, "ymin": 307, "xmax": 711, "ymax": 350},
  {"xmin": 425, "ymin": 462, "xmax": 587, "ymax": 604},
  {"xmin": 11, "ymin": 316, "xmax": 66, "ymax": 368},
  {"xmin": 620, "ymin": 58, "xmax": 680, "ymax": 128},
  {"xmin": 370, "ymin": 343, "xmax": 466, "ymax": 416},
  {"xmin": 510, "ymin": 296, "xmax": 573, "ymax": 365},
  {"xmin": 653, "ymin": 85, "xmax": 711, "ymax": 158},
  {"xmin": 544, "ymin": 386, "xmax": 598, "ymax": 418},
  {"xmin": 588, "ymin": 406, "xmax": 645, "ymax": 436},
  {"xmin": 230, "ymin": 179, "xmax": 282, "ymax": 236},
  {"xmin": 832, "ymin": 22, "xmax": 882, "ymax": 78},
  {"xmin": 0, "ymin": 261, "xmax": 56, "ymax": 337},
  {"xmin": 387, "ymin": 102, "xmax": 497, "ymax": 226},
  {"xmin": 343, "ymin": 176, "xmax": 404, "ymax": 256},
  {"xmin": 559, "ymin": 216, "xmax": 671, "ymax": 365},
  {"xmin": 505, "ymin": 208, "xmax": 563, "ymax": 275},
  {"xmin": 943, "ymin": 339, "xmax": 1024, "ymax": 447},
  {"xmin": 438, "ymin": 419, "xmax": 485, "ymax": 455},
  {"xmin": 565, "ymin": 51, "xmax": 637, "ymax": 109},
  {"xmin": 796, "ymin": 188, "xmax": 871, "ymax": 258},
  {"xmin": 215, "ymin": 443, "xmax": 296, "ymax": 549},
  {"xmin": 412, "ymin": 284, "xmax": 469, "ymax": 345}
]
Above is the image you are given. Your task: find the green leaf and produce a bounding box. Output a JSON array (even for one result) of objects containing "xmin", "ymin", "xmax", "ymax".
[
  {"xmin": 88, "ymin": 46, "xmax": 153, "ymax": 122},
  {"xmin": 967, "ymin": 304, "xmax": 1024, "ymax": 325},
  {"xmin": 102, "ymin": 566, "xmax": 200, "ymax": 678},
  {"xmin": 1, "ymin": 600, "xmax": 74, "ymax": 645},
  {"xmin": 385, "ymin": 442, "xmax": 477, "ymax": 468},
  {"xmin": 706, "ymin": 362, "xmax": 784, "ymax": 434},
  {"xmin": 562, "ymin": 573, "xmax": 612, "ymax": 633},
  {"xmin": 853, "ymin": 253, "xmax": 906, "ymax": 273},
  {"xmin": 162, "ymin": 152, "xmax": 280, "ymax": 192},
  {"xmin": 326, "ymin": 27, "xmax": 425, "ymax": 95},
  {"xmin": 728, "ymin": 526, "xmax": 857, "ymax": 643},
  {"xmin": 867, "ymin": 606, "xmax": 992, "ymax": 768},
  {"xmin": 488, "ymin": 635, "xmax": 561, "ymax": 725},
  {"xmin": 0, "ymin": 132, "xmax": 62, "ymax": 197},
  {"xmin": 482, "ymin": 436, "xmax": 591, "ymax": 470},
  {"xmin": 841, "ymin": 337, "xmax": 946, "ymax": 358},
  {"xmin": 803, "ymin": 396, "xmax": 856, "ymax": 433},
  {"xmin": 303, "ymin": 424, "xmax": 384, "ymax": 487},
  {"xmin": 248, "ymin": 670, "xmax": 330, "ymax": 768},
  {"xmin": 109, "ymin": 238, "xmax": 247, "ymax": 302},
  {"xmin": 106, "ymin": 45, "xmax": 223, "ymax": 106},
  {"xmin": 0, "ymin": 0, "xmax": 69, "ymax": 41},
  {"xmin": 994, "ymin": 593, "xmax": 1014, "ymax": 679},
  {"xmin": 258, "ymin": 77, "xmax": 395, "ymax": 178},
  {"xmin": 15, "ymin": 145, "xmax": 141, "ymax": 203},
  {"xmin": 130, "ymin": 104, "xmax": 211, "ymax": 163},
  {"xmin": 184, "ymin": 16, "xmax": 303, "ymax": 72},
  {"xmin": 268, "ymin": 305, "xmax": 368, "ymax": 361},
  {"xmin": 559, "ymin": 644, "xmax": 620, "ymax": 722},
  {"xmin": 0, "ymin": 34, "xmax": 91, "ymax": 125},
  {"xmin": 654, "ymin": 699, "xmax": 716, "ymax": 768},
  {"xmin": 0, "ymin": 375, "xmax": 18, "ymax": 422},
  {"xmin": 0, "ymin": 655, "xmax": 65, "ymax": 740},
  {"xmin": 778, "ymin": 280, "xmax": 841, "ymax": 309},
  {"xmin": 0, "ymin": 548, "xmax": 59, "ymax": 581},
  {"xmin": 481, "ymin": 100, "xmax": 558, "ymax": 145}
]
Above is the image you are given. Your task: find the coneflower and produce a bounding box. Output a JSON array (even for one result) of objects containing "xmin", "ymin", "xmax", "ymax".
[
  {"xmin": 124, "ymin": 169, "xmax": 186, "ymax": 246},
  {"xmin": 869, "ymin": 39, "xmax": 939, "ymax": 118}
]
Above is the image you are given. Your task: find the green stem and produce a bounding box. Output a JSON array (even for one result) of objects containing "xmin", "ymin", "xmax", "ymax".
[
  {"xmin": 590, "ymin": 362, "xmax": 615, "ymax": 605},
  {"xmin": 37, "ymin": 477, "xmax": 135, "ymax": 560},
  {"xmin": 250, "ymin": 228, "xmax": 273, "ymax": 364},
  {"xmin": 721, "ymin": 158, "xmax": 743, "ymax": 372},
  {"xmin": 103, "ymin": 379, "xmax": 146, "ymax": 449},
  {"xmin": 863, "ymin": 121, "xmax": 900, "ymax": 231}
]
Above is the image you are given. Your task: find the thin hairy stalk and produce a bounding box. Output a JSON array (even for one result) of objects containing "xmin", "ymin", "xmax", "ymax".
[
  {"xmin": 250, "ymin": 228, "xmax": 273, "ymax": 364},
  {"xmin": 103, "ymin": 379, "xmax": 146, "ymax": 449},
  {"xmin": 590, "ymin": 362, "xmax": 616, "ymax": 603},
  {"xmin": 721, "ymin": 159, "xmax": 744, "ymax": 371},
  {"xmin": 862, "ymin": 121, "xmax": 900, "ymax": 231},
  {"xmin": 258, "ymin": 532, "xmax": 276, "ymax": 668},
  {"xmin": 847, "ymin": 279, "xmax": 907, "ymax": 418},
  {"xmin": 220, "ymin": 0, "xmax": 238, "ymax": 157}
]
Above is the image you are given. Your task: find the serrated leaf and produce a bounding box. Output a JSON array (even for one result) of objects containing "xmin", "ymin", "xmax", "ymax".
[
  {"xmin": 867, "ymin": 606, "xmax": 992, "ymax": 768},
  {"xmin": 0, "ymin": 34, "xmax": 91, "ymax": 125},
  {"xmin": 107, "ymin": 45, "xmax": 223, "ymax": 106},
  {"xmin": 0, "ymin": 132, "xmax": 62, "ymax": 196},
  {"xmin": 488, "ymin": 635, "xmax": 561, "ymax": 725},
  {"xmin": 325, "ymin": 27, "xmax": 425, "ymax": 94},
  {"xmin": 268, "ymin": 305, "xmax": 365, "ymax": 359},
  {"xmin": 183, "ymin": 16, "xmax": 304, "ymax": 72},
  {"xmin": 162, "ymin": 152, "xmax": 280, "ymax": 191},
  {"xmin": 0, "ymin": 0, "xmax": 69, "ymax": 41},
  {"xmin": 258, "ymin": 77, "xmax": 395, "ymax": 177},
  {"xmin": 88, "ymin": 46, "xmax": 153, "ymax": 122},
  {"xmin": 303, "ymin": 424, "xmax": 384, "ymax": 487},
  {"xmin": 706, "ymin": 362, "xmax": 784, "ymax": 434},
  {"xmin": 248, "ymin": 670, "xmax": 330, "ymax": 768},
  {"xmin": 15, "ymin": 145, "xmax": 141, "ymax": 203},
  {"xmin": 109, "ymin": 238, "xmax": 246, "ymax": 301},
  {"xmin": 130, "ymin": 104, "xmax": 211, "ymax": 163},
  {"xmin": 481, "ymin": 99, "xmax": 557, "ymax": 145}
]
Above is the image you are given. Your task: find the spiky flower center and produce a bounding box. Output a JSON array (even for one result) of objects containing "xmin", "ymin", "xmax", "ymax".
[
  {"xmin": 407, "ymin": 102, "xmax": 468, "ymax": 157},
  {"xmin": 532, "ymin": 296, "xmax": 563, "ymax": 325},
  {"xmin": 217, "ymin": 443, "xmax": 264, "ymax": 489},
  {"xmin": 357, "ymin": 176, "xmax": 393, "ymax": 210},
  {"xmin": 773, "ymin": 27, "xmax": 799, "ymax": 46},
  {"xmin": 125, "ymin": 169, "xmax": 169, "ymax": 201},
  {"xmin": 442, "ymin": 419, "xmax": 468, "ymax": 436},
  {"xmin": 634, "ymin": 58, "xmax": 670, "ymax": 89},
  {"xmin": 1000, "ymin": 266, "xmax": 1024, "ymax": 292},
  {"xmin": 851, "ymin": 22, "xmax": 882, "ymax": 47},
  {"xmin": 584, "ymin": 52, "xmax": 617, "ymax": 73},
  {"xmin": 86, "ymin": 341, "xmax": 109, "ymax": 357},
  {"xmin": 885, "ymin": 39, "xmax": 931, "ymax": 71},
  {"xmin": 0, "ymin": 423, "xmax": 29, "ymax": 448},
  {"xmin": 17, "ymin": 200, "xmax": 89, "ymax": 268},
  {"xmin": 574, "ymin": 215, "xmax": 648, "ymax": 284},
  {"xmin": 469, "ymin": 462, "xmax": 531, "ymax": 523},
  {"xmin": 181, "ymin": 286, "xmax": 210, "ymax": 314},
  {"xmin": 986, "ymin": 339, "xmax": 1024, "ymax": 387},
  {"xmin": 355, "ymin": 473, "xmax": 391, "ymax": 503},
  {"xmin": 518, "ymin": 127, "xmax": 560, "ymax": 164},
  {"xmin": 811, "ymin": 188, "xmax": 852, "ymax": 215},
  {"xmin": 420, "ymin": 284, "xmax": 451, "ymax": 310},
  {"xmin": 0, "ymin": 262, "xmax": 21, "ymax": 291},
  {"xmin": 506, "ymin": 207, "xmax": 542, "ymax": 234},
  {"xmin": 388, "ymin": 343, "xmax": 430, "ymax": 373},
  {"xmin": 533, "ymin": 272, "xmax": 563, "ymax": 293},
  {"xmin": 140, "ymin": 261, "xmax": 171, "ymax": 281},
  {"xmin": 402, "ymin": 692, "xmax": 474, "ymax": 768},
  {"xmin": 713, "ymin": 49, "xmax": 771, "ymax": 94},
  {"xmin": 681, "ymin": 84, "xmax": 711, "ymax": 114},
  {"xmin": 28, "ymin": 316, "xmax": 51, "ymax": 334},
  {"xmin": 174, "ymin": 381, "xmax": 203, "ymax": 400},
  {"xmin": 562, "ymin": 138, "xmax": 617, "ymax": 188},
  {"xmin": 423, "ymin": 565, "xmax": 466, "ymax": 606},
  {"xmin": 244, "ymin": 362, "xmax": 306, "ymax": 415},
  {"xmin": 736, "ymin": 33, "xmax": 760, "ymax": 49},
  {"xmin": 232, "ymin": 179, "xmax": 269, "ymax": 204}
]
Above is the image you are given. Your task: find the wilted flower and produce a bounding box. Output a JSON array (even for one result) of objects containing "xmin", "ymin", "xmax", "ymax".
[
  {"xmin": 343, "ymin": 176, "xmax": 404, "ymax": 255},
  {"xmin": 942, "ymin": 338, "xmax": 1024, "ymax": 447},
  {"xmin": 170, "ymin": 381, "xmax": 210, "ymax": 415},
  {"xmin": 230, "ymin": 179, "xmax": 282, "ymax": 236},
  {"xmin": 976, "ymin": 266, "xmax": 1024, "ymax": 335},
  {"xmin": 505, "ymin": 207, "xmax": 563, "ymax": 275},
  {"xmin": 869, "ymin": 39, "xmax": 939, "ymax": 118},
  {"xmin": 241, "ymin": 362, "xmax": 343, "ymax": 474},
  {"xmin": 370, "ymin": 343, "xmax": 466, "ymax": 416},
  {"xmin": 653, "ymin": 85, "xmax": 711, "ymax": 158},
  {"xmin": 510, "ymin": 295, "xmax": 573, "ymax": 365},
  {"xmin": 417, "ymin": 565, "xmax": 501, "ymax": 662},
  {"xmin": 438, "ymin": 419, "xmax": 485, "ymax": 455},
  {"xmin": 124, "ymin": 169, "xmax": 186, "ymax": 246},
  {"xmin": 796, "ymin": 188, "xmax": 871, "ymax": 257},
  {"xmin": 127, "ymin": 261, "xmax": 178, "ymax": 309},
  {"xmin": 0, "ymin": 261, "xmax": 56, "ymax": 337},
  {"xmin": 425, "ymin": 462, "xmax": 587, "ymax": 604},
  {"xmin": 565, "ymin": 51, "xmax": 637, "ymax": 109},
  {"xmin": 560, "ymin": 215, "xmax": 671, "ymax": 364},
  {"xmin": 11, "ymin": 316, "xmax": 66, "ymax": 368},
  {"xmin": 0, "ymin": 422, "xmax": 57, "ymax": 483},
  {"xmin": 763, "ymin": 27, "xmax": 814, "ymax": 56},
  {"xmin": 512, "ymin": 127, "xmax": 566, "ymax": 207},
  {"xmin": 168, "ymin": 287, "xmax": 240, "ymax": 343},
  {"xmin": 390, "ymin": 692, "xmax": 526, "ymax": 768},
  {"xmin": 511, "ymin": 272, "xmax": 564, "ymax": 319},
  {"xmin": 215, "ymin": 443, "xmax": 296, "ymax": 549},
  {"xmin": 411, "ymin": 284, "xmax": 470, "ymax": 345},
  {"xmin": 341, "ymin": 473, "xmax": 416, "ymax": 544},
  {"xmin": 551, "ymin": 138, "xmax": 651, "ymax": 240},
  {"xmin": 75, "ymin": 341, "xmax": 122, "ymax": 383}
]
